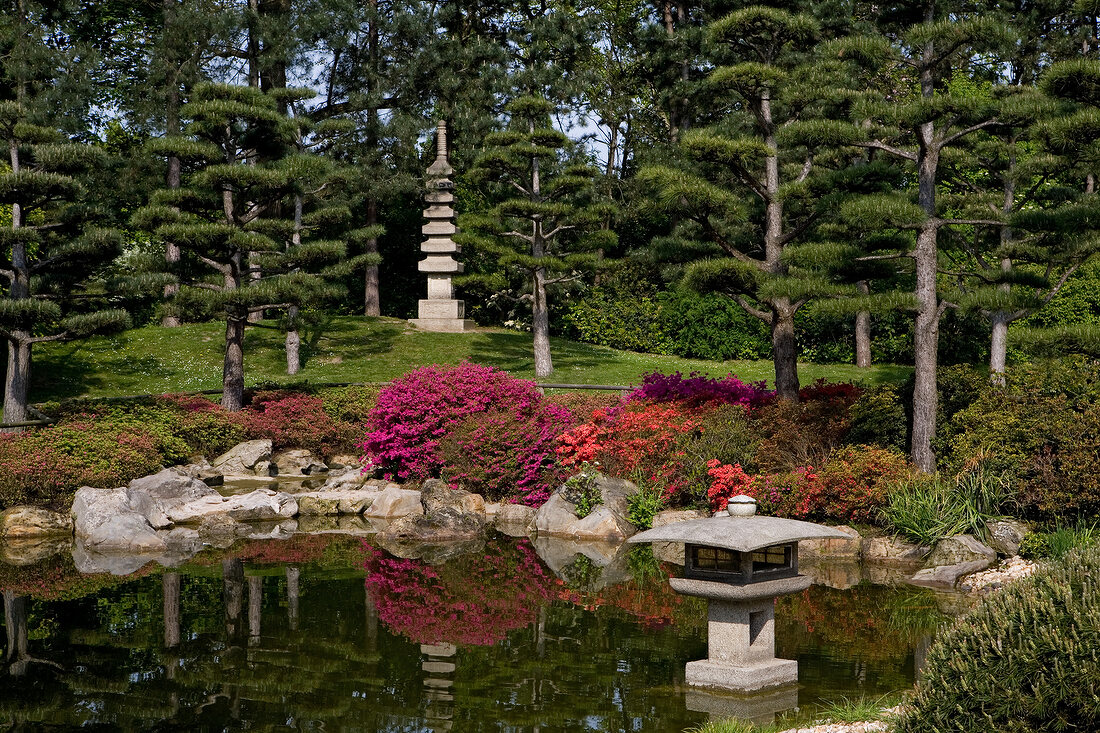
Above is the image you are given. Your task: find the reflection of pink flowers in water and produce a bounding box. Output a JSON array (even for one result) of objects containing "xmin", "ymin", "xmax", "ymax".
[{"xmin": 363, "ymin": 539, "xmax": 558, "ymax": 646}]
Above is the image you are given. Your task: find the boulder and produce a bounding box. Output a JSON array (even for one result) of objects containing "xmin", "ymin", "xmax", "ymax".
[
  {"xmin": 987, "ymin": 520, "xmax": 1030, "ymax": 557},
  {"xmin": 799, "ymin": 525, "xmax": 862, "ymax": 559},
  {"xmin": 272, "ymin": 449, "xmax": 329, "ymax": 476},
  {"xmin": 909, "ymin": 560, "xmax": 992, "ymax": 590},
  {"xmin": 170, "ymin": 462, "xmax": 224, "ymax": 487},
  {"xmin": 379, "ymin": 508, "xmax": 483, "ymax": 543},
  {"xmin": 296, "ymin": 489, "xmax": 377, "ymax": 516},
  {"xmin": 318, "ymin": 470, "xmax": 374, "ymax": 491},
  {"xmin": 494, "ymin": 503, "xmax": 537, "ymax": 536},
  {"xmin": 212, "ymin": 439, "xmax": 272, "ymax": 476},
  {"xmin": 363, "ymin": 485, "xmax": 424, "ymax": 519},
  {"xmin": 421, "ymin": 479, "xmax": 486, "ymax": 517},
  {"xmin": 0, "ymin": 506, "xmax": 73, "ymax": 538},
  {"xmin": 71, "ymin": 487, "xmax": 167, "ymax": 554},
  {"xmin": 297, "ymin": 514, "xmax": 382, "ymax": 535},
  {"xmin": 650, "ymin": 509, "xmax": 709, "ymax": 564},
  {"xmin": 925, "ymin": 534, "xmax": 997, "ymax": 568},
  {"xmin": 253, "ymin": 460, "xmax": 276, "ymax": 477},
  {"xmin": 165, "ymin": 488, "xmax": 298, "ymax": 524},
  {"xmin": 327, "ymin": 453, "xmax": 362, "ymax": 470},
  {"xmin": 126, "ymin": 468, "xmax": 220, "ymax": 529},
  {"xmin": 534, "ymin": 474, "xmax": 639, "ymax": 541},
  {"xmin": 862, "ymin": 536, "xmax": 929, "ymax": 565}
]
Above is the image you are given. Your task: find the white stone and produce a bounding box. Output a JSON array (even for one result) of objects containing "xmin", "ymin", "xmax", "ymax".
[
  {"xmin": 408, "ymin": 317, "xmax": 476, "ymax": 333},
  {"xmin": 212, "ymin": 439, "xmax": 272, "ymax": 475},
  {"xmin": 165, "ymin": 489, "xmax": 298, "ymax": 524},
  {"xmin": 126, "ymin": 468, "xmax": 220, "ymax": 529},
  {"xmin": 426, "ymin": 277, "xmax": 454, "ymax": 299},
  {"xmin": 272, "ymin": 449, "xmax": 329, "ymax": 476},
  {"xmin": 363, "ymin": 485, "xmax": 424, "ymax": 519},
  {"xmin": 417, "ymin": 299, "xmax": 465, "ymax": 319},
  {"xmin": 71, "ymin": 487, "xmax": 167, "ymax": 553}
]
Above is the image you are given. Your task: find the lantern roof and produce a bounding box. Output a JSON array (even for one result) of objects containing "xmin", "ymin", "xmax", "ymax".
[{"xmin": 627, "ymin": 515, "xmax": 852, "ymax": 553}]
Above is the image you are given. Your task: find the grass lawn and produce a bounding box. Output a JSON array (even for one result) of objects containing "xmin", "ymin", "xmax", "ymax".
[{"xmin": 32, "ymin": 316, "xmax": 912, "ymax": 402}]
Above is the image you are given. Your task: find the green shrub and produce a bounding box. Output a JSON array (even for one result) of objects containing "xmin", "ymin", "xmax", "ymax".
[
  {"xmin": 625, "ymin": 484, "xmax": 665, "ymax": 529},
  {"xmin": 564, "ymin": 287, "xmax": 674, "ymax": 354},
  {"xmin": 1018, "ymin": 522, "xmax": 1099, "ymax": 560},
  {"xmin": 672, "ymin": 404, "xmax": 760, "ymax": 507},
  {"xmin": 846, "ymin": 383, "xmax": 908, "ymax": 452},
  {"xmin": 657, "ymin": 289, "xmax": 771, "ymax": 361},
  {"xmin": 897, "ymin": 544, "xmax": 1100, "ymax": 733},
  {"xmin": 882, "ymin": 467, "xmax": 1013, "ymax": 547}
]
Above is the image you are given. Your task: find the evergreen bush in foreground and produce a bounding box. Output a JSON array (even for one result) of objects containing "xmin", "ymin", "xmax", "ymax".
[{"xmin": 898, "ymin": 544, "xmax": 1100, "ymax": 733}]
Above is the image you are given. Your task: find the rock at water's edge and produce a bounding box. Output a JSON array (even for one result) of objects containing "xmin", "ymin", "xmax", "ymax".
[
  {"xmin": 212, "ymin": 439, "xmax": 273, "ymax": 476},
  {"xmin": 126, "ymin": 468, "xmax": 220, "ymax": 529},
  {"xmin": 71, "ymin": 487, "xmax": 166, "ymax": 553},
  {"xmin": 0, "ymin": 506, "xmax": 73, "ymax": 538},
  {"xmin": 534, "ymin": 474, "xmax": 638, "ymax": 541}
]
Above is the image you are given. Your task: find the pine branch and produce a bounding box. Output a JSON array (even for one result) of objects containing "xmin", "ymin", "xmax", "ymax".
[
  {"xmin": 940, "ymin": 119, "xmax": 1001, "ymax": 147},
  {"xmin": 852, "ymin": 140, "xmax": 917, "ymax": 161},
  {"xmin": 734, "ymin": 293, "xmax": 773, "ymax": 324}
]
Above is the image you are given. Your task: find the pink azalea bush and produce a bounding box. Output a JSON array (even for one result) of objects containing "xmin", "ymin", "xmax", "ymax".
[
  {"xmin": 359, "ymin": 363, "xmax": 573, "ymax": 489},
  {"xmin": 629, "ymin": 370, "xmax": 773, "ymax": 408}
]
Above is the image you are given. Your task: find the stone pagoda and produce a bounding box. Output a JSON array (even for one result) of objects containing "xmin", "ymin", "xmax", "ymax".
[{"xmin": 409, "ymin": 120, "xmax": 474, "ymax": 332}]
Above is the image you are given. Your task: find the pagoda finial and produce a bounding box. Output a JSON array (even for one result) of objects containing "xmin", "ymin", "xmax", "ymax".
[{"xmin": 427, "ymin": 120, "xmax": 453, "ymax": 178}]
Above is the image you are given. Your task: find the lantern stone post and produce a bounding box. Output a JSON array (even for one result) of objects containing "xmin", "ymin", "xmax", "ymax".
[{"xmin": 409, "ymin": 120, "xmax": 475, "ymax": 332}]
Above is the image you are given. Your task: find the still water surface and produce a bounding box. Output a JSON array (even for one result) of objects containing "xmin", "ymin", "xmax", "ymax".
[{"xmin": 0, "ymin": 533, "xmax": 953, "ymax": 731}]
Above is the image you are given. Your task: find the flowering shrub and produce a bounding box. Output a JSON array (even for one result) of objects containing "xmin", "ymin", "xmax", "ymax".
[
  {"xmin": 438, "ymin": 405, "xmax": 572, "ymax": 505},
  {"xmin": 544, "ymin": 390, "xmax": 624, "ymax": 423},
  {"xmin": 751, "ymin": 398, "xmax": 854, "ymax": 473},
  {"xmin": 798, "ymin": 379, "xmax": 862, "ymax": 404},
  {"xmin": 705, "ymin": 459, "xmax": 756, "ymax": 512},
  {"xmin": 807, "ymin": 446, "xmax": 911, "ymax": 523},
  {"xmin": 628, "ymin": 370, "xmax": 773, "ymax": 408},
  {"xmin": 363, "ymin": 539, "xmax": 557, "ymax": 646},
  {"xmin": 361, "ymin": 363, "xmax": 561, "ymax": 480},
  {"xmin": 239, "ymin": 390, "xmax": 358, "ymax": 455},
  {"xmin": 557, "ymin": 402, "xmax": 703, "ymax": 473}
]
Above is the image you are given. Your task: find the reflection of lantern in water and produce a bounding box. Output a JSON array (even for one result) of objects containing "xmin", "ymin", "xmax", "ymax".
[{"xmin": 628, "ymin": 495, "xmax": 851, "ymax": 692}]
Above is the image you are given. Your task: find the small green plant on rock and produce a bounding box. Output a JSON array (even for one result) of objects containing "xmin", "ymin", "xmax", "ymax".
[{"xmin": 561, "ymin": 462, "xmax": 603, "ymax": 518}]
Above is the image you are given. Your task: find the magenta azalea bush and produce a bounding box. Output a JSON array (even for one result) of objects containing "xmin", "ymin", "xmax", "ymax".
[
  {"xmin": 629, "ymin": 370, "xmax": 773, "ymax": 408},
  {"xmin": 359, "ymin": 362, "xmax": 573, "ymax": 489}
]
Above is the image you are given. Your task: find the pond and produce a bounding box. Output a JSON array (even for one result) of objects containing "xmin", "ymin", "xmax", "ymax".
[{"xmin": 0, "ymin": 532, "xmax": 956, "ymax": 731}]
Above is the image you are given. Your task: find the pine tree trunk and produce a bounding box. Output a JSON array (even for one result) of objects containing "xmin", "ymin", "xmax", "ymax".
[
  {"xmin": 285, "ymin": 307, "xmax": 300, "ymax": 376},
  {"xmin": 222, "ymin": 314, "xmax": 246, "ymax": 411},
  {"xmin": 2, "ymin": 336, "xmax": 31, "ymax": 430},
  {"xmin": 364, "ymin": 198, "xmax": 381, "ymax": 316},
  {"xmin": 771, "ymin": 304, "xmax": 799, "ymax": 401},
  {"xmin": 161, "ymin": 0, "xmax": 181, "ymax": 327},
  {"xmin": 532, "ymin": 267, "xmax": 552, "ymax": 378},
  {"xmin": 989, "ymin": 310, "xmax": 1009, "ymax": 382},
  {"xmin": 911, "ymin": 218, "xmax": 940, "ymax": 474},
  {"xmin": 855, "ymin": 281, "xmax": 871, "ymax": 368}
]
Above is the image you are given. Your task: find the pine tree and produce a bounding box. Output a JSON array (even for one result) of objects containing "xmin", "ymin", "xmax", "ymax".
[
  {"xmin": 0, "ymin": 1, "xmax": 130, "ymax": 428},
  {"xmin": 639, "ymin": 6, "xmax": 873, "ymax": 400},
  {"xmin": 460, "ymin": 96, "xmax": 615, "ymax": 378},
  {"xmin": 133, "ymin": 83, "xmax": 344, "ymax": 410}
]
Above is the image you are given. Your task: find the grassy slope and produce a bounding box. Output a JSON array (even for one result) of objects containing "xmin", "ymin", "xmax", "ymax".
[{"xmin": 32, "ymin": 316, "xmax": 912, "ymax": 401}]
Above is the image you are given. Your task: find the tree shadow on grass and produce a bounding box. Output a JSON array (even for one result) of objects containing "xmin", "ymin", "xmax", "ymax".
[
  {"xmin": 468, "ymin": 332, "xmax": 614, "ymax": 377},
  {"xmin": 298, "ymin": 318, "xmax": 403, "ymax": 366},
  {"xmin": 31, "ymin": 349, "xmax": 171, "ymax": 402}
]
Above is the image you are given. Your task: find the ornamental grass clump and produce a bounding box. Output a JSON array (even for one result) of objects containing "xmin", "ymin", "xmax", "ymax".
[
  {"xmin": 361, "ymin": 363, "xmax": 572, "ymax": 490},
  {"xmin": 897, "ymin": 544, "xmax": 1100, "ymax": 733}
]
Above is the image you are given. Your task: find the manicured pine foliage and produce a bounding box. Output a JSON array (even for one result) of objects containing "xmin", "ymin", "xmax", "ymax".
[
  {"xmin": 132, "ymin": 83, "xmax": 345, "ymax": 410},
  {"xmin": 639, "ymin": 6, "xmax": 881, "ymax": 401},
  {"xmin": 0, "ymin": 108, "xmax": 129, "ymax": 427},
  {"xmin": 459, "ymin": 95, "xmax": 615, "ymax": 378}
]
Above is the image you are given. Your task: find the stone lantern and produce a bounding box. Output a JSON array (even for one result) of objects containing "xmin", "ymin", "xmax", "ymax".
[
  {"xmin": 628, "ymin": 496, "xmax": 851, "ymax": 692},
  {"xmin": 409, "ymin": 120, "xmax": 474, "ymax": 333}
]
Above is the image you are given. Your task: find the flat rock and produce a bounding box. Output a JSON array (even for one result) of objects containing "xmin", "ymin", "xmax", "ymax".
[
  {"xmin": 379, "ymin": 507, "xmax": 483, "ymax": 543},
  {"xmin": 534, "ymin": 473, "xmax": 638, "ymax": 541},
  {"xmin": 986, "ymin": 520, "xmax": 1029, "ymax": 557},
  {"xmin": 326, "ymin": 453, "xmax": 362, "ymax": 470},
  {"xmin": 165, "ymin": 488, "xmax": 298, "ymax": 524},
  {"xmin": 925, "ymin": 534, "xmax": 996, "ymax": 567},
  {"xmin": 170, "ymin": 462, "xmax": 224, "ymax": 486},
  {"xmin": 212, "ymin": 439, "xmax": 272, "ymax": 475},
  {"xmin": 297, "ymin": 514, "xmax": 383, "ymax": 535},
  {"xmin": 296, "ymin": 489, "xmax": 378, "ymax": 515},
  {"xmin": 909, "ymin": 559, "xmax": 993, "ymax": 589},
  {"xmin": 272, "ymin": 449, "xmax": 329, "ymax": 476},
  {"xmin": 0, "ymin": 506, "xmax": 73, "ymax": 538},
  {"xmin": 71, "ymin": 487, "xmax": 167, "ymax": 553},
  {"xmin": 363, "ymin": 485, "xmax": 424, "ymax": 519},
  {"xmin": 650, "ymin": 509, "xmax": 709, "ymax": 564},
  {"xmin": 800, "ymin": 525, "xmax": 861, "ymax": 559},
  {"xmin": 862, "ymin": 536, "xmax": 929, "ymax": 564},
  {"xmin": 127, "ymin": 468, "xmax": 220, "ymax": 529}
]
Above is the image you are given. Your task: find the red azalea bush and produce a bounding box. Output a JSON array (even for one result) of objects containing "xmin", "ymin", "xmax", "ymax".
[
  {"xmin": 361, "ymin": 362, "xmax": 570, "ymax": 482},
  {"xmin": 363, "ymin": 539, "xmax": 557, "ymax": 646},
  {"xmin": 438, "ymin": 406, "xmax": 571, "ymax": 505},
  {"xmin": 239, "ymin": 390, "xmax": 359, "ymax": 455}
]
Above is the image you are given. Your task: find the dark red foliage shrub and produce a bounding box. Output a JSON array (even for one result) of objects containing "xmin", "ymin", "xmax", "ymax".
[
  {"xmin": 361, "ymin": 362, "xmax": 567, "ymax": 481},
  {"xmin": 804, "ymin": 445, "xmax": 911, "ymax": 523},
  {"xmin": 240, "ymin": 391, "xmax": 358, "ymax": 455},
  {"xmin": 798, "ymin": 379, "xmax": 863, "ymax": 405},
  {"xmin": 751, "ymin": 398, "xmax": 854, "ymax": 473}
]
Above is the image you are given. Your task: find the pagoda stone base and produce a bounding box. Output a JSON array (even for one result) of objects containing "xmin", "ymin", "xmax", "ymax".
[
  {"xmin": 685, "ymin": 658, "xmax": 798, "ymax": 692},
  {"xmin": 410, "ymin": 299, "xmax": 475, "ymax": 332},
  {"xmin": 408, "ymin": 318, "xmax": 475, "ymax": 333}
]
